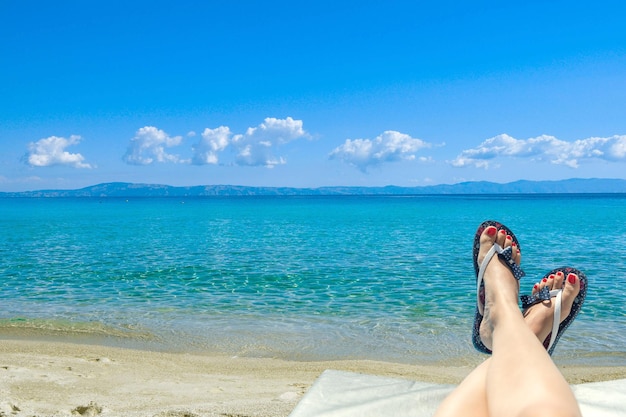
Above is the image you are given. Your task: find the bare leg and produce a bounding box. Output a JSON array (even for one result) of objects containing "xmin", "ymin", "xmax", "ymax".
[
  {"xmin": 435, "ymin": 226, "xmax": 583, "ymax": 417},
  {"xmin": 485, "ymin": 262, "xmax": 582, "ymax": 416},
  {"xmin": 435, "ymin": 226, "xmax": 517, "ymax": 417},
  {"xmin": 433, "ymin": 359, "xmax": 490, "ymax": 417}
]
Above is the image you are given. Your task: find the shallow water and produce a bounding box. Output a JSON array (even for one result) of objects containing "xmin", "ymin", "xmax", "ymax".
[{"xmin": 1, "ymin": 194, "xmax": 625, "ymax": 366}]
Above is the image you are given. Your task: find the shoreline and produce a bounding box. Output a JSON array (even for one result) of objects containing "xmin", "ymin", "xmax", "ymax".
[
  {"xmin": 3, "ymin": 320, "xmax": 624, "ymax": 368},
  {"xmin": 2, "ymin": 340, "xmax": 625, "ymax": 417}
]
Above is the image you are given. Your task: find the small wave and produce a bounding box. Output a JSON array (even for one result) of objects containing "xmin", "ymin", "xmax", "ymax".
[{"xmin": 0, "ymin": 318, "xmax": 158, "ymax": 343}]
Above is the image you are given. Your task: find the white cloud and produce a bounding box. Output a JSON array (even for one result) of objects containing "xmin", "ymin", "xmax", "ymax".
[
  {"xmin": 328, "ymin": 130, "xmax": 432, "ymax": 172},
  {"xmin": 450, "ymin": 134, "xmax": 626, "ymax": 169},
  {"xmin": 192, "ymin": 126, "xmax": 233, "ymax": 165},
  {"xmin": 123, "ymin": 126, "xmax": 185, "ymax": 165},
  {"xmin": 25, "ymin": 135, "xmax": 93, "ymax": 168},
  {"xmin": 242, "ymin": 117, "xmax": 309, "ymax": 145},
  {"xmin": 191, "ymin": 117, "xmax": 310, "ymax": 167}
]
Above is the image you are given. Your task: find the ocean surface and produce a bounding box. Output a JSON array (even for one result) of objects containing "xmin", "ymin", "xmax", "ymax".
[{"xmin": 1, "ymin": 194, "xmax": 625, "ymax": 366}]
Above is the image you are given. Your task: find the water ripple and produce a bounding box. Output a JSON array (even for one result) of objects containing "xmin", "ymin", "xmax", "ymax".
[{"xmin": 1, "ymin": 195, "xmax": 625, "ymax": 365}]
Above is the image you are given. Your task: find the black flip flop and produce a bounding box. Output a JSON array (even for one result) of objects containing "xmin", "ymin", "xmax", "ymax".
[
  {"xmin": 472, "ymin": 220, "xmax": 526, "ymax": 354},
  {"xmin": 520, "ymin": 267, "xmax": 588, "ymax": 355}
]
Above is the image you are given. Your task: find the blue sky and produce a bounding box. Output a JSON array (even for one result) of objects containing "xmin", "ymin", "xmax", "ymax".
[{"xmin": 2, "ymin": 0, "xmax": 626, "ymax": 191}]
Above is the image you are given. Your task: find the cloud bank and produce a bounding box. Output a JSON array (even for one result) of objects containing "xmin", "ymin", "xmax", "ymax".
[
  {"xmin": 329, "ymin": 130, "xmax": 432, "ymax": 172},
  {"xmin": 122, "ymin": 117, "xmax": 310, "ymax": 168},
  {"xmin": 193, "ymin": 117, "xmax": 310, "ymax": 167},
  {"xmin": 22, "ymin": 126, "xmax": 626, "ymax": 177},
  {"xmin": 25, "ymin": 135, "xmax": 93, "ymax": 168},
  {"xmin": 451, "ymin": 134, "xmax": 626, "ymax": 168}
]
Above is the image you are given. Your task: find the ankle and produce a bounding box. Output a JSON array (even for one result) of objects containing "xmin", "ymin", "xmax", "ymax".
[{"xmin": 487, "ymin": 301, "xmax": 521, "ymax": 328}]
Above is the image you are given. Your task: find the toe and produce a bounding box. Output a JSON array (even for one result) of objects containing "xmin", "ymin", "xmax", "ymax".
[
  {"xmin": 477, "ymin": 225, "xmax": 498, "ymax": 263},
  {"xmin": 481, "ymin": 225, "xmax": 498, "ymax": 243},
  {"xmin": 559, "ymin": 272, "xmax": 581, "ymax": 321},
  {"xmin": 553, "ymin": 271, "xmax": 566, "ymax": 290},
  {"xmin": 566, "ymin": 272, "xmax": 580, "ymax": 289},
  {"xmin": 503, "ymin": 233, "xmax": 514, "ymax": 249},
  {"xmin": 495, "ymin": 228, "xmax": 507, "ymax": 247},
  {"xmin": 510, "ymin": 241, "xmax": 521, "ymax": 265},
  {"xmin": 538, "ymin": 275, "xmax": 550, "ymax": 290}
]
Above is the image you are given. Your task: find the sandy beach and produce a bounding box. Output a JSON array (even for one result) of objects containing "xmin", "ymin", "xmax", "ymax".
[{"xmin": 1, "ymin": 340, "xmax": 625, "ymax": 417}]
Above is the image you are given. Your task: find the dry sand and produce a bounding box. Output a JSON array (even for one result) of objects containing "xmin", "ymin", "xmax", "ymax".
[{"xmin": 1, "ymin": 340, "xmax": 625, "ymax": 417}]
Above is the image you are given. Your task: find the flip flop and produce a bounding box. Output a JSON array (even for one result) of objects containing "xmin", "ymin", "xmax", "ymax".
[
  {"xmin": 520, "ymin": 267, "xmax": 588, "ymax": 355},
  {"xmin": 472, "ymin": 220, "xmax": 526, "ymax": 354}
]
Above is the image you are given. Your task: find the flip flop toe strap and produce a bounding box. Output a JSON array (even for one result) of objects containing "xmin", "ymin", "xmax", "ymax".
[
  {"xmin": 497, "ymin": 246, "xmax": 525, "ymax": 280},
  {"xmin": 520, "ymin": 286, "xmax": 551, "ymax": 308},
  {"xmin": 520, "ymin": 287, "xmax": 562, "ymax": 353},
  {"xmin": 476, "ymin": 244, "xmax": 525, "ymax": 315}
]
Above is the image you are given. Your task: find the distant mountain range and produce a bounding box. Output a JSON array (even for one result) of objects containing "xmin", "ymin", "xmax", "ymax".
[{"xmin": 2, "ymin": 178, "xmax": 626, "ymax": 197}]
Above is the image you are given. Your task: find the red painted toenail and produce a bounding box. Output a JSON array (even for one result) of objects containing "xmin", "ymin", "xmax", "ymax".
[
  {"xmin": 486, "ymin": 226, "xmax": 497, "ymax": 236},
  {"xmin": 567, "ymin": 274, "xmax": 577, "ymax": 284},
  {"xmin": 548, "ymin": 274, "xmax": 555, "ymax": 280},
  {"xmin": 512, "ymin": 242, "xmax": 517, "ymax": 247},
  {"xmin": 533, "ymin": 284, "xmax": 538, "ymax": 290},
  {"xmin": 542, "ymin": 278, "xmax": 548, "ymax": 283}
]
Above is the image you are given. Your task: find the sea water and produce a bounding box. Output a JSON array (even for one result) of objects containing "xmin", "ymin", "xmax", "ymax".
[{"xmin": 1, "ymin": 195, "xmax": 625, "ymax": 366}]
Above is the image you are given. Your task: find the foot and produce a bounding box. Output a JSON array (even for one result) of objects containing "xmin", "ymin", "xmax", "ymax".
[
  {"xmin": 523, "ymin": 270, "xmax": 581, "ymax": 350},
  {"xmin": 476, "ymin": 225, "xmax": 522, "ymax": 350}
]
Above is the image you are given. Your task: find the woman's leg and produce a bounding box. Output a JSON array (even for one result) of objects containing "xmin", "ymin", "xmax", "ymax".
[
  {"xmin": 435, "ymin": 225, "xmax": 583, "ymax": 417},
  {"xmin": 435, "ymin": 226, "xmax": 518, "ymax": 417},
  {"xmin": 433, "ymin": 359, "xmax": 490, "ymax": 417},
  {"xmin": 480, "ymin": 224, "xmax": 582, "ymax": 417}
]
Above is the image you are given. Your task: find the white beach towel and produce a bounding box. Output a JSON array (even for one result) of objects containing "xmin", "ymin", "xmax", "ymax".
[{"xmin": 289, "ymin": 370, "xmax": 626, "ymax": 417}]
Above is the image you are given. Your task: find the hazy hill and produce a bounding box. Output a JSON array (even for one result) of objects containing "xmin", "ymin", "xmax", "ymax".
[{"xmin": 2, "ymin": 178, "xmax": 626, "ymax": 197}]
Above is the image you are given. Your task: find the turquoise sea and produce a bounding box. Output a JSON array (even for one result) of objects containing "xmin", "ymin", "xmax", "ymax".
[{"xmin": 1, "ymin": 195, "xmax": 625, "ymax": 366}]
